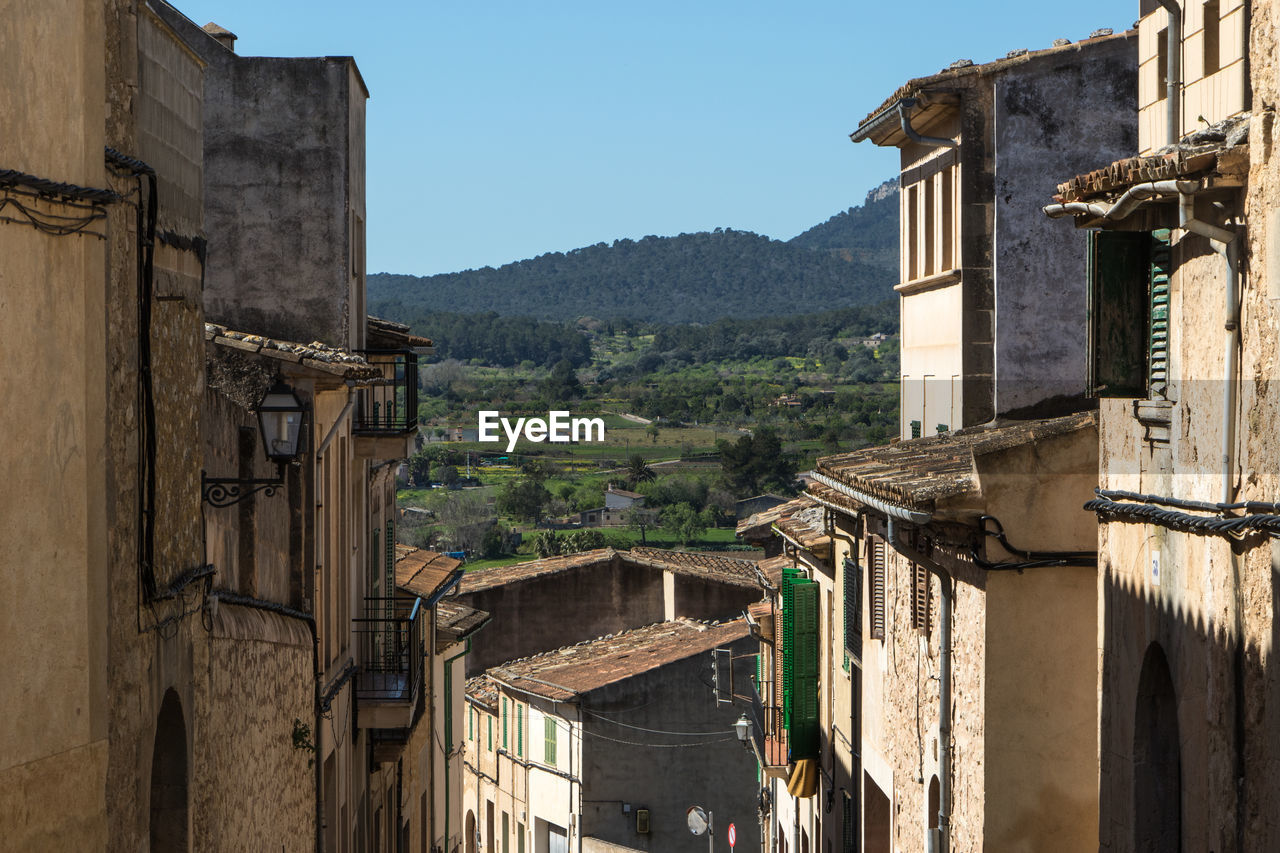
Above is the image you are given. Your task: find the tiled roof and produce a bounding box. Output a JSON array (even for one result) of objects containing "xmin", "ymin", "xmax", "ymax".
[
  {"xmin": 458, "ymin": 549, "xmax": 620, "ymax": 594},
  {"xmin": 756, "ymin": 555, "xmax": 794, "ymax": 587},
  {"xmin": 625, "ymin": 547, "xmax": 760, "ymax": 588},
  {"xmin": 814, "ymin": 412, "xmax": 1097, "ymax": 510},
  {"xmin": 396, "ymin": 548, "xmax": 463, "ymax": 600},
  {"xmin": 205, "ymin": 323, "xmax": 384, "ymax": 381},
  {"xmin": 466, "ymin": 675, "xmax": 499, "ymax": 711},
  {"xmin": 1054, "ymin": 115, "xmax": 1251, "ymax": 203},
  {"xmin": 367, "ymin": 315, "xmax": 433, "ymax": 349},
  {"xmin": 458, "ymin": 547, "xmax": 764, "ymax": 595},
  {"xmin": 489, "ymin": 618, "xmax": 750, "ymax": 702},
  {"xmin": 737, "ymin": 498, "xmax": 811, "ymax": 537},
  {"xmin": 605, "ymin": 487, "xmax": 645, "ymax": 499},
  {"xmin": 435, "ymin": 599, "xmax": 490, "ymax": 645},
  {"xmin": 858, "ymin": 29, "xmax": 1134, "ymax": 129}
]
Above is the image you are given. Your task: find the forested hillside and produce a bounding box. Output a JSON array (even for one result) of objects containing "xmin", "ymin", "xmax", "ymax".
[{"xmin": 369, "ymin": 179, "xmax": 899, "ymax": 325}]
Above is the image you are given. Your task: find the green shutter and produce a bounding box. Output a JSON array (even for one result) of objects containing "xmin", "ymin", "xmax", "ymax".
[
  {"xmin": 502, "ymin": 698, "xmax": 508, "ymax": 749},
  {"xmin": 1148, "ymin": 229, "xmax": 1172, "ymax": 398},
  {"xmin": 517, "ymin": 704, "xmax": 524, "ymax": 756},
  {"xmin": 910, "ymin": 420, "xmax": 922, "ymax": 439},
  {"xmin": 488, "ymin": 715, "xmax": 492, "ymax": 751},
  {"xmin": 372, "ymin": 528, "xmax": 380, "ymax": 597},
  {"xmin": 385, "ymin": 520, "xmax": 395, "ymax": 594},
  {"xmin": 780, "ymin": 568, "xmax": 801, "ymax": 730},
  {"xmin": 544, "ymin": 716, "xmax": 557, "ymax": 765},
  {"xmin": 1087, "ymin": 230, "xmax": 1151, "ymax": 397},
  {"xmin": 787, "ymin": 581, "xmax": 820, "ymax": 760},
  {"xmin": 844, "ymin": 557, "xmax": 862, "ymax": 662}
]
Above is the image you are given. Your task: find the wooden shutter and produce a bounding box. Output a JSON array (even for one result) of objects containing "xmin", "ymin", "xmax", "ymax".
[
  {"xmin": 1148, "ymin": 229, "xmax": 1172, "ymax": 398},
  {"xmin": 781, "ymin": 567, "xmax": 801, "ymax": 730},
  {"xmin": 502, "ymin": 697, "xmax": 508, "ymax": 749},
  {"xmin": 517, "ymin": 703, "xmax": 524, "ymax": 756},
  {"xmin": 910, "ymin": 420, "xmax": 922, "ymax": 439},
  {"xmin": 385, "ymin": 520, "xmax": 395, "ymax": 593},
  {"xmin": 1087, "ymin": 230, "xmax": 1151, "ymax": 397},
  {"xmin": 787, "ymin": 580, "xmax": 820, "ymax": 760},
  {"xmin": 869, "ymin": 539, "xmax": 886, "ymax": 641},
  {"xmin": 912, "ymin": 562, "xmax": 931, "ymax": 635},
  {"xmin": 544, "ymin": 715, "xmax": 557, "ymax": 765},
  {"xmin": 843, "ymin": 556, "xmax": 862, "ymax": 661}
]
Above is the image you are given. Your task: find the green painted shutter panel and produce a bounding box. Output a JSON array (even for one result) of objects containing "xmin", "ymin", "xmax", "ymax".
[
  {"xmin": 544, "ymin": 716, "xmax": 557, "ymax": 765},
  {"xmin": 1148, "ymin": 229, "xmax": 1172, "ymax": 398},
  {"xmin": 843, "ymin": 557, "xmax": 862, "ymax": 661},
  {"xmin": 910, "ymin": 420, "xmax": 922, "ymax": 439},
  {"xmin": 780, "ymin": 568, "xmax": 800, "ymax": 730},
  {"xmin": 787, "ymin": 580, "xmax": 820, "ymax": 760},
  {"xmin": 517, "ymin": 704, "xmax": 524, "ymax": 756},
  {"xmin": 1087, "ymin": 230, "xmax": 1151, "ymax": 397},
  {"xmin": 385, "ymin": 520, "xmax": 395, "ymax": 592},
  {"xmin": 502, "ymin": 698, "xmax": 508, "ymax": 749}
]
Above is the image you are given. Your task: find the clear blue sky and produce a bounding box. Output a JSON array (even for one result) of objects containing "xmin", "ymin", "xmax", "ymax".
[{"xmin": 176, "ymin": 1, "xmax": 1136, "ymax": 276}]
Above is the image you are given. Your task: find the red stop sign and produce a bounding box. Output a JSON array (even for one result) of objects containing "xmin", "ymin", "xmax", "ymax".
[{"xmin": 728, "ymin": 823, "xmax": 737, "ymax": 848}]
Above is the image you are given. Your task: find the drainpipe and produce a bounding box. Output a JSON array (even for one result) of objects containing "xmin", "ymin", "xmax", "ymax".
[
  {"xmin": 1176, "ymin": 192, "xmax": 1239, "ymax": 504},
  {"xmin": 897, "ymin": 98, "xmax": 959, "ymax": 149},
  {"xmin": 1158, "ymin": 0, "xmax": 1183, "ymax": 147},
  {"xmin": 885, "ymin": 527, "xmax": 951, "ymax": 853}
]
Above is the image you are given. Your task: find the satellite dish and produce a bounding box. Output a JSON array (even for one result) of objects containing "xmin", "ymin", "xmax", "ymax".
[{"xmin": 687, "ymin": 806, "xmax": 709, "ymax": 836}]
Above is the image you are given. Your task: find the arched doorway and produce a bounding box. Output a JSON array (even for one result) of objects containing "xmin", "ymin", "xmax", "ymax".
[
  {"xmin": 465, "ymin": 810, "xmax": 477, "ymax": 853},
  {"xmin": 150, "ymin": 688, "xmax": 189, "ymax": 851},
  {"xmin": 1133, "ymin": 643, "xmax": 1180, "ymax": 853}
]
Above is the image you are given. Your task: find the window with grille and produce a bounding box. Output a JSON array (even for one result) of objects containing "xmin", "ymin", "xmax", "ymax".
[
  {"xmin": 869, "ymin": 538, "xmax": 886, "ymax": 641},
  {"xmin": 912, "ymin": 562, "xmax": 931, "ymax": 635}
]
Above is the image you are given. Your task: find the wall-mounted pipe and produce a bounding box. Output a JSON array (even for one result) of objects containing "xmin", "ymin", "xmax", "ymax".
[
  {"xmin": 897, "ymin": 98, "xmax": 959, "ymax": 149},
  {"xmin": 810, "ymin": 472, "xmax": 932, "ymax": 526},
  {"xmin": 1042, "ymin": 179, "xmax": 1190, "ymax": 221},
  {"xmin": 1177, "ymin": 193, "xmax": 1239, "ymax": 504},
  {"xmin": 1157, "ymin": 0, "xmax": 1183, "ymax": 146}
]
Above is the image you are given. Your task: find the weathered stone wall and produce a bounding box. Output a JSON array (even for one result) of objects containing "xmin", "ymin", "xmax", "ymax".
[
  {"xmin": 0, "ymin": 2, "xmax": 110, "ymax": 849},
  {"xmin": 991, "ymin": 36, "xmax": 1137, "ymax": 414},
  {"xmin": 192, "ymin": 606, "xmax": 315, "ymax": 852},
  {"xmin": 579, "ymin": 638, "xmax": 760, "ymax": 853},
  {"xmin": 459, "ymin": 560, "xmax": 668, "ymax": 675}
]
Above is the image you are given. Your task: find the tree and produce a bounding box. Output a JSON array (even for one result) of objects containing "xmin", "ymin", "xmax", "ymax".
[
  {"xmin": 646, "ymin": 422, "xmax": 661, "ymax": 444},
  {"xmin": 496, "ymin": 477, "xmax": 551, "ymax": 524},
  {"xmin": 625, "ymin": 454, "xmax": 656, "ymax": 489},
  {"xmin": 717, "ymin": 427, "xmax": 795, "ymax": 497},
  {"xmin": 661, "ymin": 502, "xmax": 712, "ymax": 546},
  {"xmin": 625, "ymin": 507, "xmax": 660, "ymax": 547}
]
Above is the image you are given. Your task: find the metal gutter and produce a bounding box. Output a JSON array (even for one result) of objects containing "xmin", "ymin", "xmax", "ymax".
[
  {"xmin": 1157, "ymin": 0, "xmax": 1183, "ymax": 146},
  {"xmin": 810, "ymin": 471, "xmax": 932, "ymax": 525}
]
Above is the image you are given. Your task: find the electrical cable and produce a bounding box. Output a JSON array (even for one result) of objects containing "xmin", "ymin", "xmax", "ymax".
[
  {"xmin": 1086, "ymin": 491, "xmax": 1280, "ymax": 539},
  {"xmin": 577, "ymin": 728, "xmax": 737, "ymax": 749},
  {"xmin": 579, "ymin": 707, "xmax": 738, "ymax": 737}
]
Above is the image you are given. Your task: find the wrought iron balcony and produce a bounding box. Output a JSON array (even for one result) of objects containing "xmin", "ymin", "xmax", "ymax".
[
  {"xmin": 354, "ymin": 349, "xmax": 419, "ymax": 436},
  {"xmin": 354, "ymin": 596, "xmax": 425, "ymax": 730}
]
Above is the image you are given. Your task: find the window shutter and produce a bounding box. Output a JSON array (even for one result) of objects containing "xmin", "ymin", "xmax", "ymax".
[
  {"xmin": 502, "ymin": 698, "xmax": 508, "ymax": 749},
  {"xmin": 787, "ymin": 580, "xmax": 820, "ymax": 760},
  {"xmin": 1148, "ymin": 229, "xmax": 1172, "ymax": 398},
  {"xmin": 842, "ymin": 792, "xmax": 855, "ymax": 853},
  {"xmin": 517, "ymin": 704, "xmax": 524, "ymax": 756},
  {"xmin": 1087, "ymin": 230, "xmax": 1152, "ymax": 397},
  {"xmin": 544, "ymin": 716, "xmax": 557, "ymax": 765},
  {"xmin": 385, "ymin": 520, "xmax": 395, "ymax": 592},
  {"xmin": 780, "ymin": 567, "xmax": 800, "ymax": 730},
  {"xmin": 843, "ymin": 557, "xmax": 862, "ymax": 662},
  {"xmin": 869, "ymin": 539, "xmax": 886, "ymax": 641},
  {"xmin": 910, "ymin": 420, "xmax": 922, "ymax": 439},
  {"xmin": 912, "ymin": 562, "xmax": 931, "ymax": 635}
]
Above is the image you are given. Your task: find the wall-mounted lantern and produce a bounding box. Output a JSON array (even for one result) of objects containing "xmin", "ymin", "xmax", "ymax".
[{"xmin": 202, "ymin": 380, "xmax": 307, "ymax": 508}]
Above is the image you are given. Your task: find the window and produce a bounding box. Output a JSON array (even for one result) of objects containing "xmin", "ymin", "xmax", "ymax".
[
  {"xmin": 869, "ymin": 538, "xmax": 886, "ymax": 641},
  {"xmin": 1086, "ymin": 230, "xmax": 1172, "ymax": 399},
  {"xmin": 907, "ymin": 185, "xmax": 919, "ymax": 281},
  {"xmin": 1157, "ymin": 29, "xmax": 1169, "ymax": 101},
  {"xmin": 911, "ymin": 562, "xmax": 931, "ymax": 635},
  {"xmin": 517, "ymin": 823, "xmax": 525, "ymax": 853},
  {"xmin": 1204, "ymin": 1, "xmax": 1221, "ymax": 76},
  {"xmin": 782, "ymin": 568, "xmax": 820, "ymax": 759},
  {"xmin": 502, "ymin": 812, "xmax": 509, "ymax": 853},
  {"xmin": 544, "ymin": 716, "xmax": 557, "ymax": 765},
  {"xmin": 502, "ymin": 698, "xmax": 508, "ymax": 750},
  {"xmin": 909, "ymin": 420, "xmax": 922, "ymax": 439},
  {"xmin": 487, "ymin": 716, "xmax": 493, "ymax": 752},
  {"xmin": 469, "ymin": 707, "xmax": 474, "ymax": 741},
  {"xmin": 842, "ymin": 791, "xmax": 855, "ymax": 853},
  {"xmin": 517, "ymin": 703, "xmax": 524, "ymax": 756}
]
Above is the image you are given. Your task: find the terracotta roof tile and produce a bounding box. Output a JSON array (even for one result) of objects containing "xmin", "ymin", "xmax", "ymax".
[
  {"xmin": 466, "ymin": 675, "xmax": 499, "ymax": 710},
  {"xmin": 205, "ymin": 323, "xmax": 384, "ymax": 381},
  {"xmin": 489, "ymin": 618, "xmax": 750, "ymax": 701},
  {"xmin": 814, "ymin": 412, "xmax": 1096, "ymax": 510},
  {"xmin": 625, "ymin": 547, "xmax": 761, "ymax": 588},
  {"xmin": 435, "ymin": 599, "xmax": 490, "ymax": 645},
  {"xmin": 367, "ymin": 315, "xmax": 433, "ymax": 349},
  {"xmin": 458, "ymin": 547, "xmax": 764, "ymax": 594},
  {"xmin": 458, "ymin": 549, "xmax": 620, "ymax": 594},
  {"xmin": 396, "ymin": 547, "xmax": 463, "ymax": 600}
]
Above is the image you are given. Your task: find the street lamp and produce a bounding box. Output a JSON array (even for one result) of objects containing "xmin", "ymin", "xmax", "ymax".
[
  {"xmin": 734, "ymin": 714, "xmax": 753, "ymax": 745},
  {"xmin": 202, "ymin": 379, "xmax": 307, "ymax": 507}
]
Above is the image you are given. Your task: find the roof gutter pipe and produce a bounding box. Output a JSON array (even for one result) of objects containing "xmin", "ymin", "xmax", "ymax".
[
  {"xmin": 898, "ymin": 98, "xmax": 959, "ymax": 149},
  {"xmin": 1158, "ymin": 0, "xmax": 1183, "ymax": 146},
  {"xmin": 810, "ymin": 472, "xmax": 932, "ymax": 526}
]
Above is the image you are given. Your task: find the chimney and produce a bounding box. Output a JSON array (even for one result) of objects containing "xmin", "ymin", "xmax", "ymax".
[{"xmin": 202, "ymin": 22, "xmax": 237, "ymax": 52}]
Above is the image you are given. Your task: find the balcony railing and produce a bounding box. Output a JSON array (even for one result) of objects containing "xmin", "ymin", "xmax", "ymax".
[
  {"xmin": 354, "ymin": 596, "xmax": 424, "ymax": 710},
  {"xmin": 354, "ymin": 350, "xmax": 419, "ymax": 435}
]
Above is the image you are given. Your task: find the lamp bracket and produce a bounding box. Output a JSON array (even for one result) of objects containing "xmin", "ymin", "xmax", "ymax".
[{"xmin": 202, "ymin": 466, "xmax": 287, "ymax": 508}]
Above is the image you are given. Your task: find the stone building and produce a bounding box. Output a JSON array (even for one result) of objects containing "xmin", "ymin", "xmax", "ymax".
[
  {"xmin": 849, "ymin": 30, "xmax": 1137, "ymax": 437},
  {"xmin": 454, "ymin": 547, "xmax": 767, "ymax": 674},
  {"xmin": 1042, "ymin": 0, "xmax": 1280, "ymax": 848},
  {"xmin": 463, "ymin": 619, "xmax": 760, "ymax": 853}
]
